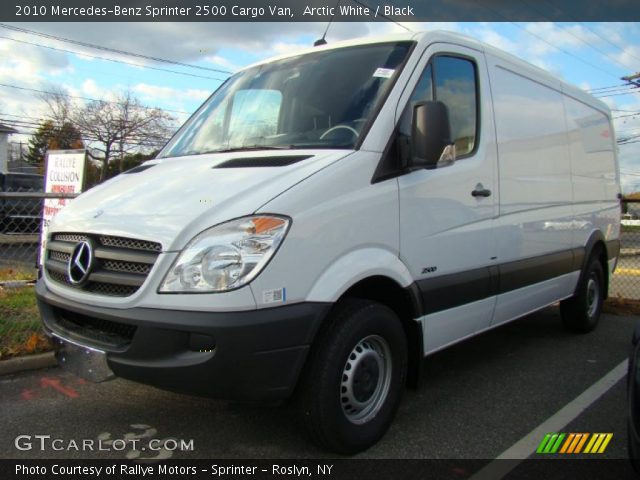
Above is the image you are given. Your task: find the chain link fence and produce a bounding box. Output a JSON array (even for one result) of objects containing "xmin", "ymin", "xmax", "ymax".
[
  {"xmin": 0, "ymin": 190, "xmax": 76, "ymax": 359},
  {"xmin": 612, "ymin": 199, "xmax": 640, "ymax": 300}
]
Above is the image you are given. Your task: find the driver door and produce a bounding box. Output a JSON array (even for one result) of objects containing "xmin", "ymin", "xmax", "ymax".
[{"xmin": 397, "ymin": 44, "xmax": 499, "ymax": 354}]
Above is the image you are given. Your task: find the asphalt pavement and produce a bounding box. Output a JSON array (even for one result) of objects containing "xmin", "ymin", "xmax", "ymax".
[{"xmin": 0, "ymin": 307, "xmax": 637, "ymax": 477}]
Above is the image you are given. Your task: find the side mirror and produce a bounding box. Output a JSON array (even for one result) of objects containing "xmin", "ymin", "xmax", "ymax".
[{"xmin": 411, "ymin": 101, "xmax": 455, "ymax": 169}]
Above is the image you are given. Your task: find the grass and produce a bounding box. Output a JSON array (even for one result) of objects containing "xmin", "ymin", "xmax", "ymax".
[
  {"xmin": 0, "ymin": 285, "xmax": 51, "ymax": 360},
  {"xmin": 622, "ymin": 225, "xmax": 640, "ymax": 233},
  {"xmin": 0, "ymin": 266, "xmax": 37, "ymax": 282},
  {"xmin": 604, "ymin": 297, "xmax": 640, "ymax": 316}
]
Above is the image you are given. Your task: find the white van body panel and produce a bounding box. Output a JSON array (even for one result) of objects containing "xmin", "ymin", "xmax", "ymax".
[
  {"xmin": 252, "ymin": 150, "xmax": 404, "ymax": 307},
  {"xmin": 487, "ymin": 60, "xmax": 574, "ymax": 258},
  {"xmin": 492, "ymin": 272, "xmax": 580, "ymax": 326},
  {"xmin": 304, "ymin": 248, "xmax": 414, "ymax": 303},
  {"xmin": 420, "ymin": 298, "xmax": 496, "ymax": 354},
  {"xmin": 50, "ymin": 149, "xmax": 350, "ymax": 251}
]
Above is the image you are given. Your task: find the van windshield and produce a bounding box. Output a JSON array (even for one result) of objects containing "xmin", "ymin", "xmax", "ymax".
[{"xmin": 159, "ymin": 42, "xmax": 412, "ymax": 158}]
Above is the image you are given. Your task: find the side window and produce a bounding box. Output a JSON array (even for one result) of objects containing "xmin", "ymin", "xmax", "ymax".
[
  {"xmin": 399, "ymin": 55, "xmax": 478, "ymax": 157},
  {"xmin": 398, "ymin": 64, "xmax": 433, "ymax": 136},
  {"xmin": 433, "ymin": 56, "xmax": 478, "ymax": 157}
]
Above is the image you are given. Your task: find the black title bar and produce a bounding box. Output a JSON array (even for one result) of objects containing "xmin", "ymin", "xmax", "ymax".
[{"xmin": 3, "ymin": 0, "xmax": 640, "ymax": 22}]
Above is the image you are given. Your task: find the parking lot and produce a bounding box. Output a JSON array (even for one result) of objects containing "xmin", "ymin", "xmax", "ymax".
[{"xmin": 0, "ymin": 306, "xmax": 637, "ymax": 476}]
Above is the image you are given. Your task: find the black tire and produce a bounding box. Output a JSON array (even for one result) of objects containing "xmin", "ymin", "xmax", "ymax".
[
  {"xmin": 296, "ymin": 299, "xmax": 407, "ymax": 454},
  {"xmin": 560, "ymin": 255, "xmax": 604, "ymax": 333}
]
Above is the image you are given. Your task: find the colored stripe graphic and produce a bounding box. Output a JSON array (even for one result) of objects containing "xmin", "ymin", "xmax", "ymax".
[
  {"xmin": 537, "ymin": 433, "xmax": 565, "ymax": 453},
  {"xmin": 537, "ymin": 433, "xmax": 613, "ymax": 454},
  {"xmin": 584, "ymin": 433, "xmax": 614, "ymax": 453}
]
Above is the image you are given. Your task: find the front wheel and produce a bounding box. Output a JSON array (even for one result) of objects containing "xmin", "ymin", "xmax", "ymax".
[
  {"xmin": 561, "ymin": 255, "xmax": 604, "ymax": 333},
  {"xmin": 296, "ymin": 299, "xmax": 407, "ymax": 454}
]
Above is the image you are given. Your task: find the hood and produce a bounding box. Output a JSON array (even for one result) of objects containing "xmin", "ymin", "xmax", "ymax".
[{"xmin": 50, "ymin": 150, "xmax": 351, "ymax": 250}]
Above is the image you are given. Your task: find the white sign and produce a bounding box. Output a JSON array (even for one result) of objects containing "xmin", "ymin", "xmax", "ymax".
[{"xmin": 39, "ymin": 150, "xmax": 86, "ymax": 265}]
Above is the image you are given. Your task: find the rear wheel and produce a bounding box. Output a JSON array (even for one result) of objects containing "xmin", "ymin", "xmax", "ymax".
[
  {"xmin": 296, "ymin": 299, "xmax": 407, "ymax": 454},
  {"xmin": 561, "ymin": 255, "xmax": 604, "ymax": 333}
]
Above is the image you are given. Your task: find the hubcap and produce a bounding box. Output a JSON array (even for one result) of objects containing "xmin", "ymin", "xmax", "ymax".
[
  {"xmin": 340, "ymin": 335, "xmax": 392, "ymax": 425},
  {"xmin": 586, "ymin": 274, "xmax": 599, "ymax": 318}
]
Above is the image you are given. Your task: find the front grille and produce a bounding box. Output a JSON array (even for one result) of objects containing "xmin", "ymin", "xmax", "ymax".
[
  {"xmin": 49, "ymin": 250, "xmax": 70, "ymax": 263},
  {"xmin": 87, "ymin": 282, "xmax": 140, "ymax": 297},
  {"xmin": 45, "ymin": 232, "xmax": 162, "ymax": 297},
  {"xmin": 102, "ymin": 260, "xmax": 152, "ymax": 275},
  {"xmin": 53, "ymin": 233, "xmax": 88, "ymax": 243},
  {"xmin": 54, "ymin": 307, "xmax": 137, "ymax": 349},
  {"xmin": 99, "ymin": 235, "xmax": 162, "ymax": 252}
]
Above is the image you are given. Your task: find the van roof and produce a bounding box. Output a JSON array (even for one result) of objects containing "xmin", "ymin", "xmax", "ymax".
[{"xmin": 239, "ymin": 29, "xmax": 610, "ymax": 116}]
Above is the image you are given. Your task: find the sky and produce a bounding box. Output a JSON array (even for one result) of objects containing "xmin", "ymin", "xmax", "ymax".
[{"xmin": 0, "ymin": 21, "xmax": 639, "ymax": 190}]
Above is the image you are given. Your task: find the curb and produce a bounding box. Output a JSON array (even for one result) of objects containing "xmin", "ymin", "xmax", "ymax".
[
  {"xmin": 0, "ymin": 280, "xmax": 35, "ymax": 289},
  {"xmin": 0, "ymin": 351, "xmax": 57, "ymax": 376}
]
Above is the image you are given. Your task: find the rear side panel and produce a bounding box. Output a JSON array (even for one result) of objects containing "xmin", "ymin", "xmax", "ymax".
[
  {"xmin": 563, "ymin": 92, "xmax": 620, "ymax": 266},
  {"xmin": 485, "ymin": 53, "xmax": 619, "ymax": 327},
  {"xmin": 488, "ymin": 61, "xmax": 574, "ymax": 260}
]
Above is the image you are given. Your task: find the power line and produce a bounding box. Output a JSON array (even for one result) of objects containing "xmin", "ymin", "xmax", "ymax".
[
  {"xmin": 579, "ymin": 22, "xmax": 640, "ymax": 67},
  {"xmin": 588, "ymin": 84, "xmax": 635, "ymax": 93},
  {"xmin": 0, "ymin": 82, "xmax": 192, "ymax": 115},
  {"xmin": 614, "ymin": 113, "xmax": 640, "ymax": 119},
  {"xmin": 0, "ymin": 35, "xmax": 226, "ymax": 82},
  {"xmin": 596, "ymin": 90, "xmax": 640, "ymax": 98},
  {"xmin": 522, "ymin": 0, "xmax": 640, "ymax": 68},
  {"xmin": 512, "ymin": 11, "xmax": 634, "ymax": 72},
  {"xmin": 0, "ymin": 23, "xmax": 233, "ymax": 75},
  {"xmin": 594, "ymin": 89, "xmax": 639, "ymax": 97},
  {"xmin": 509, "ymin": 22, "xmax": 623, "ymax": 82},
  {"xmin": 593, "ymin": 88, "xmax": 638, "ymax": 96},
  {"xmin": 470, "ymin": 1, "xmax": 628, "ymax": 82}
]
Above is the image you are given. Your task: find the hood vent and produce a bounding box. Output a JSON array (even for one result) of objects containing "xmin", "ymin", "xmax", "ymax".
[
  {"xmin": 214, "ymin": 155, "xmax": 313, "ymax": 168},
  {"xmin": 124, "ymin": 164, "xmax": 156, "ymax": 174}
]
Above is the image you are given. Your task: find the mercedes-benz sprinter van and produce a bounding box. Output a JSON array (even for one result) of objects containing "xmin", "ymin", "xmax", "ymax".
[{"xmin": 37, "ymin": 30, "xmax": 621, "ymax": 453}]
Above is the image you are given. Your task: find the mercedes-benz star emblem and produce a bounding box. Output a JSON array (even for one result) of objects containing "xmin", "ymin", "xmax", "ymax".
[{"xmin": 67, "ymin": 240, "xmax": 94, "ymax": 285}]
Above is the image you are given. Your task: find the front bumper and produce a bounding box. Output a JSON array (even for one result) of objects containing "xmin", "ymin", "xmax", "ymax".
[{"xmin": 36, "ymin": 279, "xmax": 330, "ymax": 401}]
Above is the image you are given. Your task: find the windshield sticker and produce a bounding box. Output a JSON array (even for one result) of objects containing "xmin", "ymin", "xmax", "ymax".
[{"xmin": 373, "ymin": 68, "xmax": 395, "ymax": 78}]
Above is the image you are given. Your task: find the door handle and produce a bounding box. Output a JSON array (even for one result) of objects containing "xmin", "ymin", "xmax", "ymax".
[{"xmin": 471, "ymin": 183, "xmax": 491, "ymax": 198}]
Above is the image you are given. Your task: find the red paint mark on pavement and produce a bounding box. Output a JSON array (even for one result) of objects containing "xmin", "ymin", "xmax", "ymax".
[
  {"xmin": 40, "ymin": 376, "xmax": 79, "ymax": 398},
  {"xmin": 451, "ymin": 466, "xmax": 468, "ymax": 476},
  {"xmin": 20, "ymin": 389, "xmax": 39, "ymax": 400}
]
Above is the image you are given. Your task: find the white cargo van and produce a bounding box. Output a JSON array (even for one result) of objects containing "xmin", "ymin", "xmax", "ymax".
[{"xmin": 37, "ymin": 30, "xmax": 620, "ymax": 453}]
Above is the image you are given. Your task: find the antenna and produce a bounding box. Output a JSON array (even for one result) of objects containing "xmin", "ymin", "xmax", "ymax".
[{"xmin": 314, "ymin": 0, "xmax": 341, "ymax": 46}]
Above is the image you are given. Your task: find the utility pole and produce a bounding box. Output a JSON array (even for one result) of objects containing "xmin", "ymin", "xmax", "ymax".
[{"xmin": 622, "ymin": 72, "xmax": 640, "ymax": 87}]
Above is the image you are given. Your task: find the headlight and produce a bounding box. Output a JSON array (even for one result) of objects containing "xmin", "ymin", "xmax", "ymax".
[{"xmin": 159, "ymin": 215, "xmax": 290, "ymax": 293}]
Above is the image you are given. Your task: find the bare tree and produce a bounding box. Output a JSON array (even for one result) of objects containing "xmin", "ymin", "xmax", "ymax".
[
  {"xmin": 40, "ymin": 87, "xmax": 74, "ymax": 127},
  {"xmin": 72, "ymin": 91, "xmax": 175, "ymax": 180},
  {"xmin": 40, "ymin": 89, "xmax": 176, "ymax": 182}
]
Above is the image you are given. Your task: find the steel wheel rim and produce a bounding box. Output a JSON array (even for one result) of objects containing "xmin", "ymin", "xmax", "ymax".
[
  {"xmin": 586, "ymin": 274, "xmax": 599, "ymax": 318},
  {"xmin": 340, "ymin": 335, "xmax": 392, "ymax": 425}
]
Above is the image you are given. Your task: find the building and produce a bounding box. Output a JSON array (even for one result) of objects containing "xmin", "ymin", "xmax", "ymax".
[{"xmin": 0, "ymin": 123, "xmax": 18, "ymax": 173}]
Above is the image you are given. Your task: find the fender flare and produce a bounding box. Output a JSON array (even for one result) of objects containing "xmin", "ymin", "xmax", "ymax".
[
  {"xmin": 306, "ymin": 247, "xmax": 414, "ymax": 304},
  {"xmin": 574, "ymin": 230, "xmax": 609, "ymax": 297}
]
